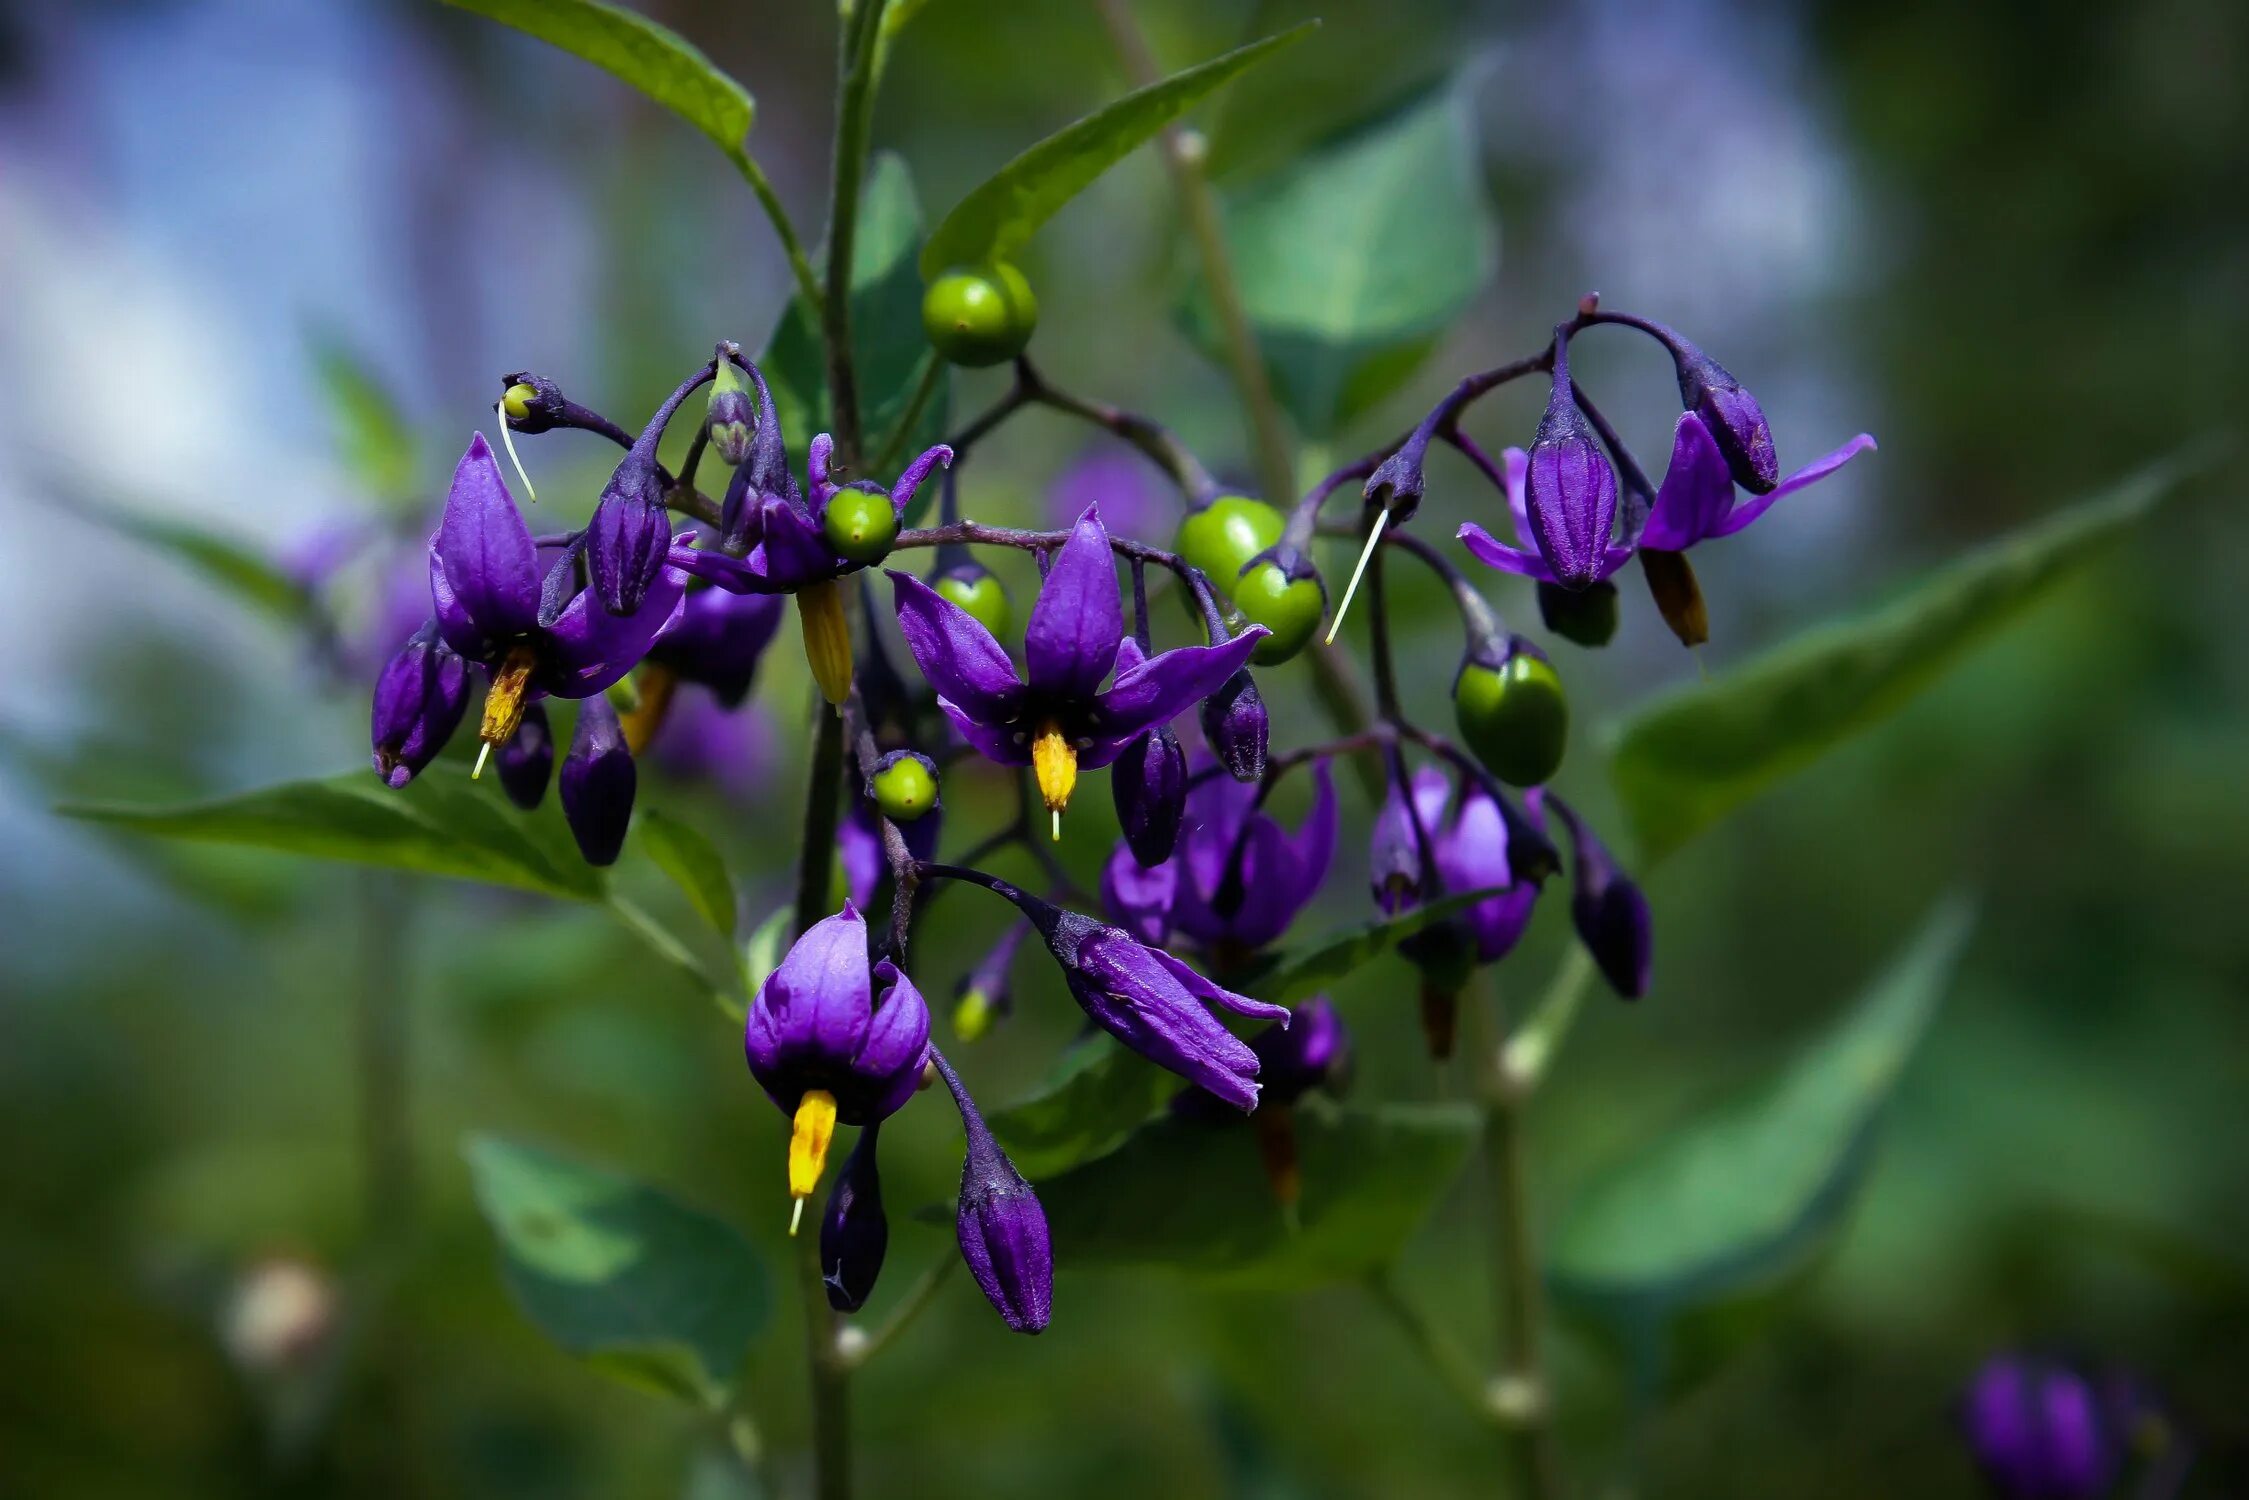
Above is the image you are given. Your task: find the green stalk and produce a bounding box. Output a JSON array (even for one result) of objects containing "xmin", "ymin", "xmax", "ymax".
[
  {"xmin": 733, "ymin": 153, "xmax": 824, "ymax": 315},
  {"xmin": 823, "ymin": 0, "xmax": 890, "ymax": 466}
]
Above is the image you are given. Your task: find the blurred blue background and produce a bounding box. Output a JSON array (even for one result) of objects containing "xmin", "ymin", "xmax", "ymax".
[{"xmin": 1, "ymin": 0, "xmax": 2243, "ymax": 1495}]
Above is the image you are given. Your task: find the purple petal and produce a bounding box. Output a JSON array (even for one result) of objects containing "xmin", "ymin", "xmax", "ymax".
[
  {"xmin": 1287, "ymin": 762, "xmax": 1340, "ymax": 886},
  {"xmin": 1640, "ymin": 412, "xmax": 1737, "ymax": 551},
  {"xmin": 936, "ymin": 696, "xmax": 1034, "ymax": 768},
  {"xmin": 435, "ymin": 434, "xmax": 541, "ymax": 643},
  {"xmin": 1711, "ymin": 433, "xmax": 1877, "ymax": 539},
  {"xmin": 1152, "ymin": 946, "xmax": 1288, "ymax": 1023},
  {"xmin": 887, "ymin": 570, "xmax": 1024, "ymax": 724},
  {"xmin": 1070, "ymin": 930, "xmax": 1265, "ymax": 1111},
  {"xmin": 1503, "ymin": 446, "xmax": 1533, "ymax": 546},
  {"xmin": 1100, "ymin": 840, "xmax": 1178, "ymax": 945},
  {"xmin": 888, "ymin": 443, "xmax": 953, "ymax": 517},
  {"xmin": 854, "ymin": 960, "xmax": 933, "ymax": 1119},
  {"xmin": 759, "ymin": 903, "xmax": 873, "ymax": 1063},
  {"xmin": 1458, "ymin": 521, "xmax": 1557, "ymax": 583},
  {"xmin": 1091, "ymin": 628, "xmax": 1264, "ymax": 742},
  {"xmin": 1023, "ymin": 505, "xmax": 1123, "ymax": 700},
  {"xmin": 749, "ymin": 496, "xmax": 842, "ymax": 590},
  {"xmin": 541, "ymin": 558, "xmax": 689, "ymax": 696}
]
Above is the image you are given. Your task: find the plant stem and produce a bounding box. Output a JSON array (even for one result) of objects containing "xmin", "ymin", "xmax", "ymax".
[
  {"xmin": 823, "ymin": 0, "xmax": 889, "ymax": 466},
  {"xmin": 872, "ymin": 349, "xmax": 945, "ymax": 474},
  {"xmin": 794, "ymin": 1220, "xmax": 852, "ymax": 1500},
  {"xmin": 353, "ymin": 870, "xmax": 417, "ymax": 1490},
  {"xmin": 1460, "ymin": 974, "xmax": 1562, "ymax": 1499},
  {"xmin": 1096, "ymin": 0, "xmax": 1296, "ymax": 508},
  {"xmin": 733, "ymin": 154, "xmax": 824, "ymax": 314},
  {"xmin": 844, "ymin": 1257, "xmax": 957, "ymax": 1370}
]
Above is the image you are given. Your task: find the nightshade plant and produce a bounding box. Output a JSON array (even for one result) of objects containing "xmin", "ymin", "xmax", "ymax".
[{"xmin": 60, "ymin": 2, "xmax": 2214, "ymax": 1497}]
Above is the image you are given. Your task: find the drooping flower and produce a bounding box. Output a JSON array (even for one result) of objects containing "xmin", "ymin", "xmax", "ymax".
[
  {"xmin": 1154, "ymin": 760, "xmax": 1338, "ymax": 960},
  {"xmin": 1543, "ymin": 793, "xmax": 1652, "ymax": 999},
  {"xmin": 887, "ymin": 505, "xmax": 1265, "ymax": 834},
  {"xmin": 559, "ymin": 696, "xmax": 635, "ymax": 866},
  {"xmin": 1637, "ymin": 410, "xmax": 1875, "ymax": 553},
  {"xmin": 931, "ymin": 1050, "xmax": 1051, "ymax": 1333},
  {"xmin": 743, "ymin": 903, "xmax": 932, "ymax": 1232},
  {"xmin": 426, "ymin": 434, "xmax": 689, "ymax": 761},
  {"xmin": 1370, "ymin": 765, "xmax": 1450, "ymax": 915},
  {"xmin": 1960, "ymin": 1357, "xmax": 2121, "ymax": 1500},
  {"xmin": 1458, "ymin": 446, "xmax": 1632, "ymax": 588},
  {"xmin": 1434, "ymin": 780, "xmax": 1543, "ymax": 965},
  {"xmin": 1177, "ymin": 996, "xmax": 1352, "ymax": 1117},
  {"xmin": 647, "ymin": 585, "xmax": 785, "ymax": 708},
  {"xmin": 369, "ymin": 621, "xmax": 470, "ymax": 788}
]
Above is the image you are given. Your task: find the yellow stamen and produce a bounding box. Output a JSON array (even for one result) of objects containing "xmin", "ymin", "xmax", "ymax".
[
  {"xmin": 797, "ymin": 579, "xmax": 853, "ymax": 709},
  {"xmin": 479, "ymin": 644, "xmax": 539, "ymax": 750},
  {"xmin": 617, "ymin": 664, "xmax": 678, "ymax": 755},
  {"xmin": 1030, "ymin": 720, "xmax": 1077, "ymax": 839},
  {"xmin": 1324, "ymin": 507, "xmax": 1390, "ymax": 646},
  {"xmin": 786, "ymin": 1088, "xmax": 839, "ymax": 1234}
]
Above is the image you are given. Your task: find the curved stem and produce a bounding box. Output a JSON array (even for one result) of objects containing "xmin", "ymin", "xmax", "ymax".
[
  {"xmin": 733, "ymin": 153, "xmax": 823, "ymax": 314},
  {"xmin": 843, "ymin": 1257, "xmax": 958, "ymax": 1371},
  {"xmin": 873, "ymin": 350, "xmax": 945, "ymax": 474},
  {"xmin": 822, "ymin": 0, "xmax": 890, "ymax": 466}
]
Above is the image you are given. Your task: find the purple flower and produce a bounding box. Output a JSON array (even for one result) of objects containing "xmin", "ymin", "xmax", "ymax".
[
  {"xmin": 369, "ymin": 621, "xmax": 470, "ymax": 788},
  {"xmin": 1100, "ymin": 837, "xmax": 1179, "ymax": 946},
  {"xmin": 559, "ymin": 696, "xmax": 635, "ymax": 866},
  {"xmin": 819, "ymin": 1124, "xmax": 888, "ymax": 1312},
  {"xmin": 586, "ymin": 367, "xmax": 719, "ymax": 616},
  {"xmin": 1637, "ymin": 411, "xmax": 1875, "ymax": 553},
  {"xmin": 886, "ymin": 505, "xmax": 1265, "ymax": 830},
  {"xmin": 1458, "ymin": 445, "xmax": 1632, "ymax": 588},
  {"xmin": 1543, "ymin": 793, "xmax": 1651, "ymax": 999},
  {"xmin": 1523, "ymin": 335, "xmax": 1622, "ymax": 591},
  {"xmin": 1370, "ymin": 765, "xmax": 1449, "ymax": 916},
  {"xmin": 1112, "ymin": 723, "xmax": 1187, "ymax": 867},
  {"xmin": 1199, "ymin": 666, "xmax": 1268, "ymax": 783},
  {"xmin": 743, "ymin": 903, "xmax": 932, "ymax": 1231},
  {"xmin": 1664, "ymin": 336, "xmax": 1780, "ymax": 493},
  {"xmin": 951, "ymin": 921, "xmax": 1028, "ymax": 1042},
  {"xmin": 495, "ymin": 701, "xmax": 553, "ymax": 810},
  {"xmin": 1165, "ymin": 760, "xmax": 1338, "ymax": 957},
  {"xmin": 650, "ymin": 690, "xmax": 777, "ymax": 800},
  {"xmin": 648, "ymin": 585, "xmax": 784, "ymax": 708},
  {"xmin": 675, "ymin": 431, "xmax": 952, "ymax": 597},
  {"xmin": 427, "ymin": 434, "xmax": 688, "ymax": 755},
  {"xmin": 1961, "ymin": 1357, "xmax": 2120, "ymax": 1500},
  {"xmin": 932, "ymin": 1050, "xmax": 1051, "ymax": 1334},
  {"xmin": 1179, "ymin": 997, "xmax": 1351, "ymax": 1114},
  {"xmin": 1048, "ymin": 448, "xmax": 1169, "ymax": 542},
  {"xmin": 1434, "ymin": 779, "xmax": 1542, "ymax": 964}
]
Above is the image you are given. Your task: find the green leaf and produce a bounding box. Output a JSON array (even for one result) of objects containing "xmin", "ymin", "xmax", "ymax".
[
  {"xmin": 1188, "ymin": 83, "xmax": 1497, "ymax": 438},
  {"xmin": 918, "ymin": 24, "xmax": 1316, "ymax": 278},
  {"xmin": 309, "ymin": 332, "xmax": 417, "ymax": 504},
  {"xmin": 636, "ymin": 809, "xmax": 736, "ymax": 939},
  {"xmin": 1549, "ymin": 899, "xmax": 1974, "ymax": 1334},
  {"xmin": 762, "ymin": 153, "xmax": 948, "ymax": 486},
  {"xmin": 1035, "ymin": 1100, "xmax": 1477, "ymax": 1288},
  {"xmin": 738, "ymin": 906, "xmax": 791, "ymax": 1003},
  {"xmin": 1607, "ymin": 448, "xmax": 2215, "ymax": 863},
  {"xmin": 1253, "ymin": 886, "xmax": 1507, "ymax": 1007},
  {"xmin": 987, "ymin": 1036, "xmax": 1177, "ymax": 1180},
  {"xmin": 444, "ymin": 0, "xmax": 756, "ymax": 167},
  {"xmin": 59, "ymin": 769, "xmax": 603, "ymax": 901},
  {"xmin": 70, "ymin": 493, "xmax": 317, "ymax": 628},
  {"xmin": 464, "ymin": 1135, "xmax": 768, "ymax": 1403}
]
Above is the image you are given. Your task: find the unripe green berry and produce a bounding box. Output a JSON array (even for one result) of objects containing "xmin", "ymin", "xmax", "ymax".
[
  {"xmin": 1536, "ymin": 579, "xmax": 1619, "ymax": 648},
  {"xmin": 922, "ymin": 264, "xmax": 1038, "ymax": 368},
  {"xmin": 1231, "ymin": 561, "xmax": 1325, "ymax": 666},
  {"xmin": 871, "ymin": 754, "xmax": 938, "ymax": 822},
  {"xmin": 935, "ymin": 570, "xmax": 1012, "ymax": 641},
  {"xmin": 1174, "ymin": 496, "xmax": 1285, "ymax": 590},
  {"xmin": 1455, "ymin": 653, "xmax": 1569, "ymax": 787},
  {"xmin": 822, "ymin": 490, "xmax": 898, "ymax": 565}
]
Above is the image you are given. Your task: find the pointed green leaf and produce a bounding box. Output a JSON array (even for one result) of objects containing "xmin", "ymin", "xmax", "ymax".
[
  {"xmin": 1187, "ymin": 83, "xmax": 1497, "ymax": 438},
  {"xmin": 918, "ymin": 24, "xmax": 1317, "ymax": 278},
  {"xmin": 309, "ymin": 332, "xmax": 418, "ymax": 504},
  {"xmin": 762, "ymin": 153, "xmax": 948, "ymax": 486},
  {"xmin": 443, "ymin": 0, "xmax": 755, "ymax": 166},
  {"xmin": 59, "ymin": 769, "xmax": 603, "ymax": 901},
  {"xmin": 739, "ymin": 906, "xmax": 791, "ymax": 1001},
  {"xmin": 464, "ymin": 1135, "xmax": 768, "ymax": 1404},
  {"xmin": 70, "ymin": 493, "xmax": 317, "ymax": 627},
  {"xmin": 987, "ymin": 1036, "xmax": 1176, "ymax": 1180},
  {"xmin": 1550, "ymin": 899, "xmax": 1974, "ymax": 1328},
  {"xmin": 1035, "ymin": 1100, "xmax": 1477, "ymax": 1288},
  {"xmin": 636, "ymin": 809, "xmax": 736, "ymax": 939},
  {"xmin": 1607, "ymin": 447, "xmax": 2216, "ymax": 862},
  {"xmin": 1253, "ymin": 885, "xmax": 1507, "ymax": 1007}
]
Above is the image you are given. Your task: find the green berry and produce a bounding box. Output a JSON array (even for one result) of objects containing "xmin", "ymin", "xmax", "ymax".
[
  {"xmin": 1232, "ymin": 561, "xmax": 1325, "ymax": 666},
  {"xmin": 1175, "ymin": 496, "xmax": 1285, "ymax": 590},
  {"xmin": 822, "ymin": 490, "xmax": 898, "ymax": 565},
  {"xmin": 1536, "ymin": 579, "xmax": 1619, "ymax": 648},
  {"xmin": 922, "ymin": 264, "xmax": 1038, "ymax": 368},
  {"xmin": 1454, "ymin": 654, "xmax": 1569, "ymax": 787},
  {"xmin": 935, "ymin": 570, "xmax": 1012, "ymax": 641},
  {"xmin": 872, "ymin": 755, "xmax": 938, "ymax": 822}
]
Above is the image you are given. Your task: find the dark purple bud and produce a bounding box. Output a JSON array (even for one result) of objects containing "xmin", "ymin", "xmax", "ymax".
[
  {"xmin": 1112, "ymin": 725, "xmax": 1187, "ymax": 866},
  {"xmin": 1674, "ymin": 348, "xmax": 1778, "ymax": 495},
  {"xmin": 586, "ymin": 469, "xmax": 673, "ymax": 618},
  {"xmin": 496, "ymin": 700, "xmax": 554, "ymax": 809},
  {"xmin": 1543, "ymin": 793, "xmax": 1650, "ymax": 998},
  {"xmin": 1961, "ymin": 1357, "xmax": 2120, "ymax": 1500},
  {"xmin": 819, "ymin": 1124, "xmax": 889, "ymax": 1312},
  {"xmin": 1199, "ymin": 669, "xmax": 1267, "ymax": 784},
  {"xmin": 1362, "ymin": 446, "xmax": 1426, "ymax": 522},
  {"xmin": 497, "ymin": 371, "xmax": 571, "ymax": 434},
  {"xmin": 370, "ymin": 621, "xmax": 469, "ymax": 789},
  {"xmin": 560, "ymin": 696, "xmax": 636, "ymax": 866},
  {"xmin": 933, "ymin": 1051, "xmax": 1051, "ymax": 1334},
  {"xmin": 1525, "ymin": 332, "xmax": 1620, "ymax": 592}
]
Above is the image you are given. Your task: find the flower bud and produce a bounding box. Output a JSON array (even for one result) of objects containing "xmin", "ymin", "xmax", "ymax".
[
  {"xmin": 819, "ymin": 1125, "xmax": 889, "ymax": 1312},
  {"xmin": 951, "ymin": 922, "xmax": 1027, "ymax": 1043},
  {"xmin": 560, "ymin": 696, "xmax": 636, "ymax": 866},
  {"xmin": 1536, "ymin": 578, "xmax": 1619, "ymax": 648},
  {"xmin": 869, "ymin": 749, "xmax": 939, "ymax": 823},
  {"xmin": 1961, "ymin": 1356, "xmax": 2120, "ymax": 1500},
  {"xmin": 933, "ymin": 1052, "xmax": 1051, "ymax": 1333},
  {"xmin": 496, "ymin": 700, "xmax": 554, "ymax": 809},
  {"xmin": 370, "ymin": 622, "xmax": 469, "ymax": 789},
  {"xmin": 496, "ymin": 371, "xmax": 569, "ymax": 433},
  {"xmin": 1199, "ymin": 668, "xmax": 1267, "ymax": 784},
  {"xmin": 1525, "ymin": 336, "xmax": 1619, "ymax": 592},
  {"xmin": 706, "ymin": 357, "xmax": 757, "ymax": 468},
  {"xmin": 1453, "ymin": 640, "xmax": 1568, "ymax": 788},
  {"xmin": 1112, "ymin": 725, "xmax": 1187, "ymax": 867},
  {"xmin": 587, "ymin": 465, "xmax": 673, "ymax": 618},
  {"xmin": 1674, "ymin": 348, "xmax": 1778, "ymax": 494},
  {"xmin": 1543, "ymin": 793, "xmax": 1650, "ymax": 999}
]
